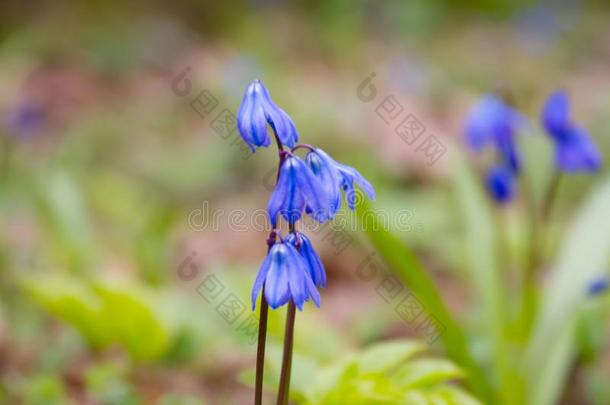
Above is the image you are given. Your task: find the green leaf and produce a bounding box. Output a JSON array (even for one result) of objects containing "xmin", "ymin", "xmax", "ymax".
[
  {"xmin": 22, "ymin": 277, "xmax": 109, "ymax": 348},
  {"xmin": 452, "ymin": 154, "xmax": 513, "ymax": 404},
  {"xmin": 23, "ymin": 276, "xmax": 171, "ymax": 361},
  {"xmin": 93, "ymin": 282, "xmax": 170, "ymax": 361},
  {"xmin": 428, "ymin": 385, "xmax": 484, "ymax": 405},
  {"xmin": 355, "ymin": 199, "xmax": 492, "ymax": 403},
  {"xmin": 525, "ymin": 174, "xmax": 610, "ymax": 405},
  {"xmin": 356, "ymin": 340, "xmax": 424, "ymax": 374},
  {"xmin": 394, "ymin": 358, "xmax": 464, "ymax": 388}
]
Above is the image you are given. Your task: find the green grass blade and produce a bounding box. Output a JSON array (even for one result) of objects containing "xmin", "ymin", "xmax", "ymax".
[
  {"xmin": 355, "ymin": 199, "xmax": 492, "ymax": 403},
  {"xmin": 525, "ymin": 175, "xmax": 610, "ymax": 405}
]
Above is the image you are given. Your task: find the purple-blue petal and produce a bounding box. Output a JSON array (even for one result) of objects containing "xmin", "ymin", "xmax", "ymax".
[
  {"xmin": 267, "ymin": 157, "xmax": 305, "ymax": 226},
  {"xmin": 286, "ymin": 233, "xmax": 326, "ymax": 288},
  {"xmin": 237, "ymin": 81, "xmax": 272, "ymax": 151},
  {"xmin": 555, "ymin": 127, "xmax": 602, "ymax": 173},
  {"xmin": 541, "ymin": 90, "xmax": 571, "ymax": 140},
  {"xmin": 464, "ymin": 94, "xmax": 526, "ymax": 166},
  {"xmin": 292, "ymin": 156, "xmax": 332, "ymax": 222},
  {"xmin": 251, "ymin": 250, "xmax": 273, "ymax": 310},
  {"xmin": 465, "ymin": 94, "xmax": 504, "ymax": 152},
  {"xmin": 306, "ymin": 150, "xmax": 342, "ymax": 215},
  {"xmin": 312, "ymin": 148, "xmax": 375, "ymax": 211},
  {"xmin": 588, "ymin": 276, "xmax": 609, "ymax": 296},
  {"xmin": 258, "ymin": 84, "xmax": 299, "ymax": 148},
  {"xmin": 486, "ymin": 165, "xmax": 516, "ymax": 204},
  {"xmin": 264, "ymin": 245, "xmax": 291, "ymax": 309}
]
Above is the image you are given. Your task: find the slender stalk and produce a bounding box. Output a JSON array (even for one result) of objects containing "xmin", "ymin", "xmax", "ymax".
[
  {"xmin": 254, "ymin": 287, "xmax": 269, "ymax": 405},
  {"xmin": 277, "ymin": 301, "xmax": 296, "ymax": 405},
  {"xmin": 277, "ymin": 221, "xmax": 298, "ymax": 405},
  {"xmin": 254, "ymin": 130, "xmax": 285, "ymax": 404},
  {"xmin": 521, "ymin": 169, "xmax": 562, "ymax": 338}
]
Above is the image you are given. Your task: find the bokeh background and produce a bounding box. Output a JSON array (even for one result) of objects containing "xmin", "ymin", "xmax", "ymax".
[{"xmin": 2, "ymin": 1, "xmax": 610, "ymax": 404}]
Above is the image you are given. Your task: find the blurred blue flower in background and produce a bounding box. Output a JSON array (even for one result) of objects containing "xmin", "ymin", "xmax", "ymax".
[
  {"xmin": 237, "ymin": 79, "xmax": 298, "ymax": 151},
  {"xmin": 486, "ymin": 165, "xmax": 516, "ymax": 204},
  {"xmin": 541, "ymin": 90, "xmax": 601, "ymax": 173},
  {"xmin": 465, "ymin": 94, "xmax": 526, "ymax": 203},
  {"xmin": 251, "ymin": 241, "xmax": 321, "ymax": 310},
  {"xmin": 465, "ymin": 94, "xmax": 526, "ymax": 173},
  {"xmin": 6, "ymin": 99, "xmax": 45, "ymax": 138},
  {"xmin": 587, "ymin": 276, "xmax": 609, "ymax": 296}
]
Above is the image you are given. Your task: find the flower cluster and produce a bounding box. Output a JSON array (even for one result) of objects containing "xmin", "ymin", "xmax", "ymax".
[
  {"xmin": 465, "ymin": 94, "xmax": 526, "ymax": 203},
  {"xmin": 237, "ymin": 80, "xmax": 375, "ymax": 310},
  {"xmin": 541, "ymin": 90, "xmax": 601, "ymax": 173},
  {"xmin": 465, "ymin": 90, "xmax": 602, "ymax": 204}
]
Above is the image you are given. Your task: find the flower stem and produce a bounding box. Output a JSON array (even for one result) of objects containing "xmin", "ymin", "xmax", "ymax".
[
  {"xmin": 521, "ymin": 169, "xmax": 562, "ymax": 338},
  {"xmin": 277, "ymin": 301, "xmax": 296, "ymax": 405},
  {"xmin": 254, "ymin": 287, "xmax": 269, "ymax": 405}
]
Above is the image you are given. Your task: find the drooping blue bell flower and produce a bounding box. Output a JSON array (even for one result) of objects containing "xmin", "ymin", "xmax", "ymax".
[
  {"xmin": 486, "ymin": 165, "xmax": 516, "ymax": 204},
  {"xmin": 236, "ymin": 79, "xmax": 298, "ymax": 152},
  {"xmin": 286, "ymin": 232, "xmax": 326, "ymax": 288},
  {"xmin": 268, "ymin": 155, "xmax": 331, "ymax": 226},
  {"xmin": 465, "ymin": 94, "xmax": 527, "ymax": 173},
  {"xmin": 306, "ymin": 148, "xmax": 375, "ymax": 212},
  {"xmin": 541, "ymin": 90, "xmax": 601, "ymax": 173},
  {"xmin": 251, "ymin": 241, "xmax": 321, "ymax": 310}
]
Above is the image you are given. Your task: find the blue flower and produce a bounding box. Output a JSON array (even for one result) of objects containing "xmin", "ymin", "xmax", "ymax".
[
  {"xmin": 286, "ymin": 232, "xmax": 326, "ymax": 288},
  {"xmin": 587, "ymin": 276, "xmax": 609, "ymax": 296},
  {"xmin": 465, "ymin": 94, "xmax": 526, "ymax": 173},
  {"xmin": 251, "ymin": 241, "xmax": 321, "ymax": 310},
  {"xmin": 486, "ymin": 165, "xmax": 516, "ymax": 204},
  {"xmin": 237, "ymin": 79, "xmax": 298, "ymax": 152},
  {"xmin": 268, "ymin": 155, "xmax": 331, "ymax": 226},
  {"xmin": 6, "ymin": 99, "xmax": 44, "ymax": 138},
  {"xmin": 306, "ymin": 148, "xmax": 375, "ymax": 212},
  {"xmin": 541, "ymin": 91, "xmax": 602, "ymax": 173}
]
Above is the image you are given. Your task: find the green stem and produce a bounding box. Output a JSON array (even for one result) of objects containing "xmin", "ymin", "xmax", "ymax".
[
  {"xmin": 276, "ymin": 301, "xmax": 296, "ymax": 405},
  {"xmin": 254, "ymin": 288, "xmax": 269, "ymax": 405},
  {"xmin": 521, "ymin": 170, "xmax": 561, "ymax": 339}
]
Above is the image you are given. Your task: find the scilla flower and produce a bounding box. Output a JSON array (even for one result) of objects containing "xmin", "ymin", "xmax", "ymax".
[
  {"xmin": 541, "ymin": 90, "xmax": 601, "ymax": 173},
  {"xmin": 237, "ymin": 79, "xmax": 298, "ymax": 151},
  {"xmin": 268, "ymin": 155, "xmax": 331, "ymax": 226},
  {"xmin": 465, "ymin": 94, "xmax": 526, "ymax": 172},
  {"xmin": 465, "ymin": 95, "xmax": 526, "ymax": 203},
  {"xmin": 286, "ymin": 232, "xmax": 326, "ymax": 288},
  {"xmin": 306, "ymin": 148, "xmax": 375, "ymax": 213},
  {"xmin": 237, "ymin": 79, "xmax": 377, "ymax": 404},
  {"xmin": 251, "ymin": 241, "xmax": 321, "ymax": 310}
]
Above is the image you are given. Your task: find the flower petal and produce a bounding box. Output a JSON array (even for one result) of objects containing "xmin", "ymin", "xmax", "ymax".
[
  {"xmin": 286, "ymin": 233, "xmax": 326, "ymax": 288},
  {"xmin": 306, "ymin": 150, "xmax": 342, "ymax": 215},
  {"xmin": 264, "ymin": 245, "xmax": 291, "ymax": 309},
  {"xmin": 292, "ymin": 156, "xmax": 331, "ymax": 222},
  {"xmin": 555, "ymin": 127, "xmax": 602, "ymax": 173},
  {"xmin": 258, "ymin": 84, "xmax": 299, "ymax": 148},
  {"xmin": 251, "ymin": 251, "xmax": 273, "ymax": 310},
  {"xmin": 267, "ymin": 157, "xmax": 305, "ymax": 226},
  {"xmin": 486, "ymin": 165, "xmax": 516, "ymax": 204},
  {"xmin": 237, "ymin": 81, "xmax": 271, "ymax": 151},
  {"xmin": 541, "ymin": 90, "xmax": 571, "ymax": 140}
]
